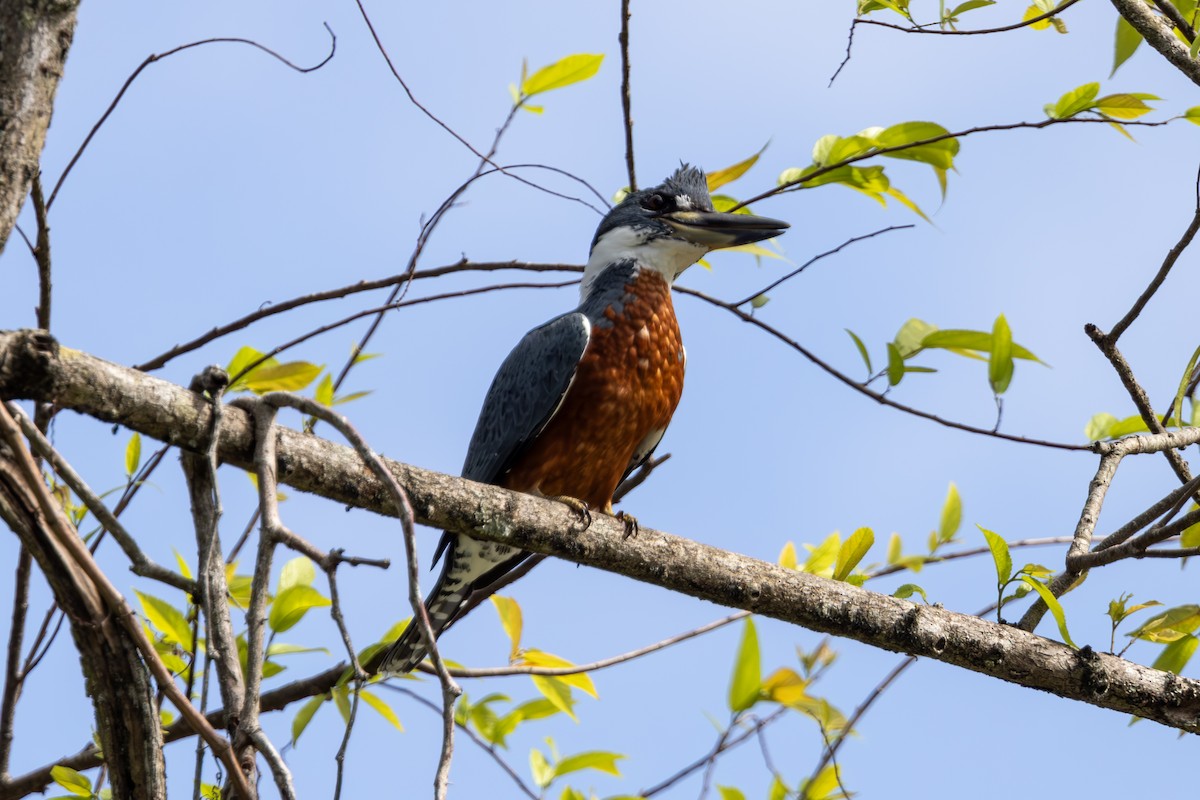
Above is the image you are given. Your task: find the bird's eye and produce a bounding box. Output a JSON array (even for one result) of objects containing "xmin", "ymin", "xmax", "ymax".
[{"xmin": 641, "ymin": 193, "xmax": 667, "ymax": 212}]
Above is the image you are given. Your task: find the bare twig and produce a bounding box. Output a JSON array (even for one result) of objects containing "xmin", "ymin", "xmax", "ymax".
[
  {"xmin": 676, "ymin": 286, "xmax": 1088, "ymax": 451},
  {"xmin": 619, "ymin": 0, "xmax": 637, "ymax": 192},
  {"xmin": 1106, "ymin": 189, "xmax": 1200, "ymax": 343},
  {"xmin": 0, "ymin": 548, "xmax": 30, "ymax": 779},
  {"xmin": 384, "ymin": 685, "xmax": 539, "ymax": 800},
  {"xmin": 30, "ymin": 176, "xmax": 51, "ymax": 331},
  {"xmin": 639, "ymin": 709, "xmax": 787, "ymax": 797},
  {"xmin": 732, "ymin": 225, "xmax": 913, "ymax": 308},
  {"xmin": 853, "ymin": 0, "xmax": 1083, "ymax": 36},
  {"xmin": 48, "ymin": 26, "xmax": 336, "ymax": 209},
  {"xmin": 8, "ymin": 403, "xmax": 194, "ymax": 592},
  {"xmin": 135, "ymin": 260, "xmax": 582, "ymax": 371},
  {"xmin": 433, "ymin": 611, "xmax": 748, "ymax": 678}
]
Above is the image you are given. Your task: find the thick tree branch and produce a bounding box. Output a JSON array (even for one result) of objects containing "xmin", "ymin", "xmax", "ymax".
[
  {"xmin": 0, "ymin": 0, "xmax": 79, "ymax": 256},
  {"xmin": 1, "ymin": 330, "xmax": 1199, "ymax": 733},
  {"xmin": 1111, "ymin": 0, "xmax": 1200, "ymax": 86}
]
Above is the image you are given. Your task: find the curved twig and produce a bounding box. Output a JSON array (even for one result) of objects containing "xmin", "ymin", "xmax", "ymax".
[{"xmin": 48, "ymin": 25, "xmax": 337, "ymax": 209}]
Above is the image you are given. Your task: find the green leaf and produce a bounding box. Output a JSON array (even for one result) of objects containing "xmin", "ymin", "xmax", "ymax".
[
  {"xmin": 125, "ymin": 432, "xmax": 142, "ymax": 477},
  {"xmin": 762, "ymin": 667, "xmax": 809, "ymax": 707},
  {"xmin": 553, "ymin": 750, "xmax": 624, "ymax": 778},
  {"xmin": 921, "ymin": 329, "xmax": 1042, "ymax": 362},
  {"xmin": 803, "ymin": 532, "xmax": 841, "ymax": 577},
  {"xmin": 1020, "ymin": 576, "xmax": 1077, "ymax": 648},
  {"xmin": 893, "ymin": 583, "xmax": 928, "ymax": 602},
  {"xmin": 876, "ymin": 121, "xmax": 959, "ymax": 170},
  {"xmin": 718, "ymin": 787, "xmax": 747, "ymax": 800},
  {"xmin": 834, "ymin": 527, "xmax": 874, "ymax": 581},
  {"xmin": 938, "ymin": 483, "xmax": 962, "ymax": 543},
  {"xmin": 979, "ymin": 525, "xmax": 1012, "ymax": 585},
  {"xmin": 1049, "ymin": 82, "xmax": 1101, "ymax": 120},
  {"xmin": 886, "ymin": 342, "xmax": 905, "ymax": 386},
  {"xmin": 291, "ymin": 694, "xmax": 325, "ymax": 744},
  {"xmin": 707, "ymin": 143, "xmax": 768, "ymax": 192},
  {"xmin": 845, "ymin": 329, "xmax": 873, "ymax": 376},
  {"xmin": 278, "ymin": 556, "xmax": 315, "ymax": 592},
  {"xmin": 988, "ymin": 314, "xmax": 1014, "ymax": 395},
  {"xmin": 779, "ymin": 541, "xmax": 798, "ymax": 570},
  {"xmin": 728, "ymin": 618, "xmax": 761, "ymax": 712},
  {"xmin": 241, "ymin": 361, "xmax": 324, "ymax": 394},
  {"xmin": 360, "ymin": 689, "xmax": 403, "ymax": 731},
  {"xmin": 893, "ymin": 318, "xmax": 936, "ymax": 358},
  {"xmin": 331, "ymin": 683, "xmax": 351, "ymax": 723},
  {"xmin": 802, "ymin": 765, "xmax": 842, "ymax": 800},
  {"xmin": 268, "ymin": 585, "xmax": 331, "ymax": 633},
  {"xmin": 315, "ymin": 374, "xmax": 334, "ymax": 407},
  {"xmin": 520, "ymin": 649, "xmax": 597, "ymax": 698},
  {"xmin": 492, "ymin": 595, "xmax": 523, "ymax": 660},
  {"xmin": 948, "ymin": 0, "xmax": 995, "ymax": 17},
  {"xmin": 887, "ymin": 532, "xmax": 903, "ymax": 564},
  {"xmin": 1184, "ymin": 106, "xmax": 1200, "ymax": 126},
  {"xmin": 521, "ymin": 54, "xmax": 604, "ymax": 97},
  {"xmin": 50, "ymin": 765, "xmax": 93, "ymax": 797},
  {"xmin": 531, "ymin": 675, "xmax": 577, "ymax": 721},
  {"xmin": 1152, "ymin": 635, "xmax": 1198, "ymax": 675},
  {"xmin": 1111, "ymin": 14, "xmax": 1144, "ymax": 77},
  {"xmin": 768, "ymin": 775, "xmax": 790, "ymax": 800},
  {"xmin": 530, "ymin": 747, "xmax": 555, "ymax": 788},
  {"xmin": 1130, "ymin": 605, "xmax": 1200, "ymax": 643},
  {"xmin": 1095, "ymin": 93, "xmax": 1158, "ymax": 120},
  {"xmin": 136, "ymin": 590, "xmax": 193, "ymax": 650},
  {"xmin": 750, "ymin": 294, "xmax": 771, "ymax": 309}
]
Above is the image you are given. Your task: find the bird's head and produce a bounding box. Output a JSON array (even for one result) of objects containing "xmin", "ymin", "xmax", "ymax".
[{"xmin": 583, "ymin": 164, "xmax": 789, "ymax": 298}]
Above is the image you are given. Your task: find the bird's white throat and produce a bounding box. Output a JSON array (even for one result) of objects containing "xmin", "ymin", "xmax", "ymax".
[{"xmin": 581, "ymin": 226, "xmax": 707, "ymax": 302}]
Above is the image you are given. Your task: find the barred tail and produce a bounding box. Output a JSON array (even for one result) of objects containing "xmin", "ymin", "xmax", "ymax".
[{"xmin": 377, "ymin": 574, "xmax": 469, "ymax": 675}]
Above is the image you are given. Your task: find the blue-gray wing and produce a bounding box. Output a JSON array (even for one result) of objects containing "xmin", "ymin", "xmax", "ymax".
[{"xmin": 461, "ymin": 311, "xmax": 591, "ymax": 484}]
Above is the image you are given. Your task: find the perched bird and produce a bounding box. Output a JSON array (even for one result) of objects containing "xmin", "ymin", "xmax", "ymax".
[{"xmin": 379, "ymin": 165, "xmax": 788, "ymax": 674}]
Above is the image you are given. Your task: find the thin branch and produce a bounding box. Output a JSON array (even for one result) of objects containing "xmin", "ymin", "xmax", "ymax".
[
  {"xmin": 134, "ymin": 260, "xmax": 583, "ymax": 372},
  {"xmin": 30, "ymin": 175, "xmax": 51, "ymax": 331},
  {"xmin": 384, "ymin": 686, "xmax": 539, "ymax": 800},
  {"xmin": 1106, "ymin": 183, "xmax": 1200, "ymax": 342},
  {"xmin": 808, "ymin": 656, "xmax": 915, "ymax": 784},
  {"xmin": 639, "ymin": 709, "xmax": 787, "ymax": 798},
  {"xmin": 431, "ymin": 611, "xmax": 748, "ymax": 678},
  {"xmin": 48, "ymin": 26, "xmax": 336, "ymax": 209},
  {"xmin": 619, "ymin": 0, "xmax": 637, "ymax": 192},
  {"xmin": 854, "ymin": 0, "xmax": 1083, "ymax": 36},
  {"xmin": 676, "ymin": 287, "xmax": 1088, "ymax": 451},
  {"xmin": 8, "ymin": 403, "xmax": 194, "ymax": 593},
  {"xmin": 226, "ymin": 280, "xmax": 576, "ymax": 388},
  {"xmin": 0, "ymin": 548, "xmax": 30, "ymax": 779},
  {"xmin": 731, "ymin": 225, "xmax": 913, "ymax": 308}
]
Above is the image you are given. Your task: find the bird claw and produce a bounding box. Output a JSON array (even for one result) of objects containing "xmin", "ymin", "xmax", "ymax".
[
  {"xmin": 615, "ymin": 510, "xmax": 639, "ymax": 539},
  {"xmin": 552, "ymin": 496, "xmax": 592, "ymax": 529}
]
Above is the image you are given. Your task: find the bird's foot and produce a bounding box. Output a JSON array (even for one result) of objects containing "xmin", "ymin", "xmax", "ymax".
[
  {"xmin": 550, "ymin": 495, "xmax": 592, "ymax": 529},
  {"xmin": 615, "ymin": 510, "xmax": 639, "ymax": 540}
]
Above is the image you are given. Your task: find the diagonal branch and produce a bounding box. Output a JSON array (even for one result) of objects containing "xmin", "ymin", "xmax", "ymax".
[{"xmin": 2, "ymin": 330, "xmax": 1199, "ymax": 733}]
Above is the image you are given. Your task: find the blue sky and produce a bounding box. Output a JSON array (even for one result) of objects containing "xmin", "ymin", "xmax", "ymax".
[{"xmin": 2, "ymin": 1, "xmax": 1199, "ymax": 798}]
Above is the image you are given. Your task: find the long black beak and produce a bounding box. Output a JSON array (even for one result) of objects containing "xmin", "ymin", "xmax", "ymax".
[{"xmin": 662, "ymin": 210, "xmax": 789, "ymax": 249}]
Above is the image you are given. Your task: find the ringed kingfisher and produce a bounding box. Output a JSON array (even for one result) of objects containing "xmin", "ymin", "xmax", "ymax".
[{"xmin": 380, "ymin": 165, "xmax": 788, "ymax": 674}]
